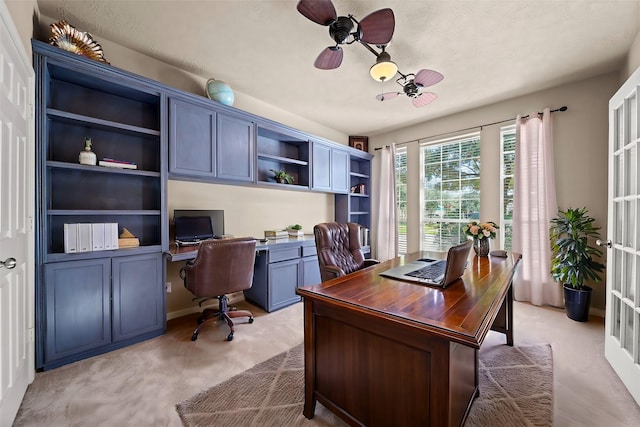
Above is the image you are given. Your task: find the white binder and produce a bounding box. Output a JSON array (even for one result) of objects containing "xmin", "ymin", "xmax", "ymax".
[
  {"xmin": 104, "ymin": 223, "xmax": 119, "ymax": 250},
  {"xmin": 63, "ymin": 223, "xmax": 78, "ymax": 253},
  {"xmin": 92, "ymin": 223, "xmax": 105, "ymax": 251},
  {"xmin": 77, "ymin": 223, "xmax": 92, "ymax": 252}
]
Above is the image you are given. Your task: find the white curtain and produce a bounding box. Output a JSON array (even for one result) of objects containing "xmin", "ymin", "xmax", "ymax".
[
  {"xmin": 512, "ymin": 108, "xmax": 563, "ymax": 307},
  {"xmin": 374, "ymin": 143, "xmax": 397, "ymax": 261}
]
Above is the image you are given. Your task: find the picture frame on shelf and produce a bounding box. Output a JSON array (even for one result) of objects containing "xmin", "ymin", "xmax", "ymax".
[{"xmin": 349, "ymin": 135, "xmax": 369, "ymax": 152}]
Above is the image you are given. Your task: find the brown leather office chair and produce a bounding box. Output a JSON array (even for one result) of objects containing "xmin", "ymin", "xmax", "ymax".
[
  {"xmin": 313, "ymin": 222, "xmax": 379, "ymax": 282},
  {"xmin": 179, "ymin": 237, "xmax": 257, "ymax": 341}
]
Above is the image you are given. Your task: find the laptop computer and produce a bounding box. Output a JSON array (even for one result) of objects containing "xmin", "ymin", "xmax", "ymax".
[
  {"xmin": 379, "ymin": 240, "xmax": 473, "ymax": 288},
  {"xmin": 174, "ymin": 215, "xmax": 216, "ymax": 246}
]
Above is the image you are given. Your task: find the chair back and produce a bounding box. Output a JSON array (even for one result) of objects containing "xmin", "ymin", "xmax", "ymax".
[
  {"xmin": 182, "ymin": 237, "xmax": 257, "ymax": 298},
  {"xmin": 314, "ymin": 222, "xmax": 365, "ymax": 282}
]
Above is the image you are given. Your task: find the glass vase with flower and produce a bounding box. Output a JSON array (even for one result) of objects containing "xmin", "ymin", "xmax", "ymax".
[{"xmin": 464, "ymin": 221, "xmax": 499, "ymax": 257}]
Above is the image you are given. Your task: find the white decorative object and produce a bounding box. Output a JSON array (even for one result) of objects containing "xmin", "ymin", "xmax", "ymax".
[{"xmin": 79, "ymin": 137, "xmax": 97, "ymax": 165}]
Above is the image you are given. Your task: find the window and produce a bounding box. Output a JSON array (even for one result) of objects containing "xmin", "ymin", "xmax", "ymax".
[
  {"xmin": 420, "ymin": 133, "xmax": 481, "ymax": 251},
  {"xmin": 396, "ymin": 147, "xmax": 408, "ymax": 254},
  {"xmin": 500, "ymin": 126, "xmax": 515, "ymax": 250}
]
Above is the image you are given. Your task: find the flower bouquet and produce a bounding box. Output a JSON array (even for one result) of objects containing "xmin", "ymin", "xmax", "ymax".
[{"xmin": 464, "ymin": 221, "xmax": 499, "ymax": 256}]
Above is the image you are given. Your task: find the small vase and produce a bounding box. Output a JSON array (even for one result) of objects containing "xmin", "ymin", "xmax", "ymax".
[
  {"xmin": 79, "ymin": 137, "xmax": 96, "ymax": 166},
  {"xmin": 473, "ymin": 238, "xmax": 490, "ymax": 257}
]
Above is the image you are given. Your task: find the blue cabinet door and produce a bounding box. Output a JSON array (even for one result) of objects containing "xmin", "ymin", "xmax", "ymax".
[
  {"xmin": 216, "ymin": 113, "xmax": 254, "ymax": 182},
  {"xmin": 268, "ymin": 258, "xmax": 301, "ymax": 311},
  {"xmin": 312, "ymin": 142, "xmax": 332, "ymax": 191},
  {"xmin": 301, "ymin": 256, "xmax": 321, "ymax": 286},
  {"xmin": 331, "ymin": 149, "xmax": 349, "ymax": 193},
  {"xmin": 44, "ymin": 259, "xmax": 111, "ymax": 363},
  {"xmin": 112, "ymin": 253, "xmax": 165, "ymax": 342},
  {"xmin": 169, "ymin": 97, "xmax": 216, "ymax": 178}
]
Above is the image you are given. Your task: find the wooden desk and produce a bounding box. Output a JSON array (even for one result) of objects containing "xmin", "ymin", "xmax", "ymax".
[{"xmin": 296, "ymin": 251, "xmax": 521, "ymax": 427}]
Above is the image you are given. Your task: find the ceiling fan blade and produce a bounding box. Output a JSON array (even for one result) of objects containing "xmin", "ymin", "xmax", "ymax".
[
  {"xmin": 376, "ymin": 92, "xmax": 400, "ymax": 102},
  {"xmin": 297, "ymin": 0, "xmax": 337, "ymax": 25},
  {"xmin": 314, "ymin": 46, "xmax": 343, "ymax": 69},
  {"xmin": 412, "ymin": 92, "xmax": 438, "ymax": 108},
  {"xmin": 359, "ymin": 8, "xmax": 395, "ymax": 45},
  {"xmin": 414, "ymin": 69, "xmax": 444, "ymax": 87}
]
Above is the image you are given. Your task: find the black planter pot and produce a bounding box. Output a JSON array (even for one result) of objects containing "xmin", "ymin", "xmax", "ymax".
[{"xmin": 563, "ymin": 284, "xmax": 592, "ymax": 322}]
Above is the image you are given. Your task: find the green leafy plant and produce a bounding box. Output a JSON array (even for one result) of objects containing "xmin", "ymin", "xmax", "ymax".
[
  {"xmin": 550, "ymin": 207, "xmax": 605, "ymax": 289},
  {"xmin": 288, "ymin": 224, "xmax": 302, "ymax": 230},
  {"xmin": 270, "ymin": 169, "xmax": 294, "ymax": 184}
]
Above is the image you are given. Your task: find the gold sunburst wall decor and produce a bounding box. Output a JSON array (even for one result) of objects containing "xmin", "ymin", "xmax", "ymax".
[{"xmin": 49, "ymin": 20, "xmax": 109, "ymax": 64}]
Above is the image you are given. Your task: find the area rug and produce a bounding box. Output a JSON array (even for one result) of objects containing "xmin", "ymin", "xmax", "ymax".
[{"xmin": 176, "ymin": 343, "xmax": 553, "ymax": 427}]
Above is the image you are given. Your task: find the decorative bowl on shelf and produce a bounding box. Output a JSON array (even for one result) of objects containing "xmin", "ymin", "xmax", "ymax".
[
  {"xmin": 206, "ymin": 78, "xmax": 234, "ymax": 106},
  {"xmin": 49, "ymin": 20, "xmax": 109, "ymax": 64}
]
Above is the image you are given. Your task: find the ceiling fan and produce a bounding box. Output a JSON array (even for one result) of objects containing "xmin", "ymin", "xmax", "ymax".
[
  {"xmin": 296, "ymin": 0, "xmax": 395, "ymax": 70},
  {"xmin": 376, "ymin": 69, "xmax": 444, "ymax": 107}
]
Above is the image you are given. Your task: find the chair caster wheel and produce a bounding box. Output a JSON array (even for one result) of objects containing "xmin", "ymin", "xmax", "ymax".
[
  {"xmin": 248, "ymin": 317, "xmax": 254, "ymax": 324},
  {"xmin": 197, "ymin": 316, "xmax": 205, "ymax": 324},
  {"xmin": 191, "ymin": 333, "xmax": 198, "ymax": 341},
  {"xmin": 226, "ymin": 333, "xmax": 234, "ymax": 341}
]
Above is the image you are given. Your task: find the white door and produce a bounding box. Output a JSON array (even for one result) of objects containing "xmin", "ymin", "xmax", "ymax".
[
  {"xmin": 0, "ymin": 2, "xmax": 35, "ymax": 425},
  {"xmin": 605, "ymin": 65, "xmax": 640, "ymax": 405}
]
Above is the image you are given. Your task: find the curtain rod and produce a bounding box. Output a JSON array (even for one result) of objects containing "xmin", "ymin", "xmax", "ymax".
[{"xmin": 374, "ymin": 106, "xmax": 568, "ymax": 150}]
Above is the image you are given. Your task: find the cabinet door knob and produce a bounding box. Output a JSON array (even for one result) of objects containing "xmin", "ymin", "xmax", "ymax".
[{"xmin": 0, "ymin": 257, "xmax": 17, "ymax": 269}]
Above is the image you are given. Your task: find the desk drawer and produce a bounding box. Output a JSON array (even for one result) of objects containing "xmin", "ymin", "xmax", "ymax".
[
  {"xmin": 268, "ymin": 247, "xmax": 300, "ymax": 263},
  {"xmin": 302, "ymin": 245, "xmax": 317, "ymax": 257}
]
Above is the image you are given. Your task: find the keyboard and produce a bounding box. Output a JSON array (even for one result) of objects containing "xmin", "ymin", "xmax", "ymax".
[{"xmin": 406, "ymin": 260, "xmax": 447, "ymax": 280}]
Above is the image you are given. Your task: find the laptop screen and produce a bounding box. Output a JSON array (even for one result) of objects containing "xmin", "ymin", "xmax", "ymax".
[{"xmin": 174, "ymin": 216, "xmax": 214, "ymax": 242}]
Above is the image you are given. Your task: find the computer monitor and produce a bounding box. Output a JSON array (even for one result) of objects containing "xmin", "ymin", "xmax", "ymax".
[{"xmin": 174, "ymin": 210, "xmax": 224, "ymax": 239}]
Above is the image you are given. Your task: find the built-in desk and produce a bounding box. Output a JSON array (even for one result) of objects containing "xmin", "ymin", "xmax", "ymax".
[
  {"xmin": 297, "ymin": 251, "xmax": 521, "ymax": 427},
  {"xmin": 167, "ymin": 236, "xmax": 321, "ymax": 312}
]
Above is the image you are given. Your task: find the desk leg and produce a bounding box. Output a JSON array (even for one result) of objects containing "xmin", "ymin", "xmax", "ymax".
[
  {"xmin": 506, "ymin": 281, "xmax": 514, "ymax": 346},
  {"xmin": 302, "ymin": 300, "xmax": 317, "ymax": 419},
  {"xmin": 490, "ymin": 280, "xmax": 514, "ymax": 346}
]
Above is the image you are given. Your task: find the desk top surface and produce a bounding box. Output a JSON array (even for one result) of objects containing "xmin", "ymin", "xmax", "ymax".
[
  {"xmin": 296, "ymin": 251, "xmax": 521, "ymax": 348},
  {"xmin": 166, "ymin": 235, "xmax": 316, "ymax": 261}
]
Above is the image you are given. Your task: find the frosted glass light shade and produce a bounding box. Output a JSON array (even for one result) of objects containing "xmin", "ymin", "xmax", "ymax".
[{"xmin": 369, "ymin": 60, "xmax": 398, "ymax": 82}]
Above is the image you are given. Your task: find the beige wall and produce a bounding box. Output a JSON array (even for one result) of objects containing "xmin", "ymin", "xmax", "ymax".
[
  {"xmin": 5, "ymin": 0, "xmax": 37, "ymax": 56},
  {"xmin": 166, "ymin": 181, "xmax": 333, "ymax": 315},
  {"xmin": 622, "ymin": 2, "xmax": 640, "ymax": 80},
  {"xmin": 370, "ymin": 72, "xmax": 620, "ymax": 313}
]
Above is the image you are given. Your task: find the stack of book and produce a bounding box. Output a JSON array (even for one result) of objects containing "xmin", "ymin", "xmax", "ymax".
[
  {"xmin": 118, "ymin": 228, "xmax": 140, "ymax": 248},
  {"xmin": 359, "ymin": 226, "xmax": 370, "ymax": 247},
  {"xmin": 98, "ymin": 158, "xmax": 137, "ymax": 169},
  {"xmin": 264, "ymin": 230, "xmax": 289, "ymax": 240}
]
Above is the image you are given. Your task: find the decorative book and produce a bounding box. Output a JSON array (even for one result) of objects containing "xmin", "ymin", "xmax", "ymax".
[
  {"xmin": 118, "ymin": 227, "xmax": 140, "ymax": 248},
  {"xmin": 99, "ymin": 158, "xmax": 137, "ymax": 170}
]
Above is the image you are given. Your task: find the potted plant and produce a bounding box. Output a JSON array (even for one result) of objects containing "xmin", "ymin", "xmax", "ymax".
[
  {"xmin": 270, "ymin": 169, "xmax": 294, "ymax": 184},
  {"xmin": 287, "ymin": 224, "xmax": 303, "ymax": 237},
  {"xmin": 550, "ymin": 207, "xmax": 606, "ymax": 322}
]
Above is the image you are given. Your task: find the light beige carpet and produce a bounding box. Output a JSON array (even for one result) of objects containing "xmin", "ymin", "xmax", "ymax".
[{"xmin": 176, "ymin": 342, "xmax": 553, "ymax": 427}]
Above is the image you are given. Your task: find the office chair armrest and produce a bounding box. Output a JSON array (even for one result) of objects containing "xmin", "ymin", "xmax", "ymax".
[
  {"xmin": 363, "ymin": 259, "xmax": 380, "ymax": 267},
  {"xmin": 321, "ymin": 265, "xmax": 345, "ymax": 280}
]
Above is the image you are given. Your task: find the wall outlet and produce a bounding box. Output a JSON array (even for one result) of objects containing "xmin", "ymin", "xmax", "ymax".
[{"xmin": 166, "ymin": 281, "xmax": 172, "ymax": 293}]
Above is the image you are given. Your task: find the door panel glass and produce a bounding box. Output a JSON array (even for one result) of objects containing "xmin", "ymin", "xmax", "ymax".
[
  {"xmin": 614, "ymin": 249, "xmax": 623, "ymax": 293},
  {"xmin": 624, "ymin": 251, "xmax": 635, "ymax": 302},
  {"xmin": 614, "ymin": 201, "xmax": 623, "ymax": 245},
  {"xmin": 627, "ymin": 145, "xmax": 637, "ymax": 196},
  {"xmin": 625, "ymin": 200, "xmax": 635, "ymax": 248},
  {"xmin": 627, "ymin": 92, "xmax": 637, "ymax": 143},
  {"xmin": 612, "ymin": 296, "xmax": 621, "ymax": 340},
  {"xmin": 622, "ymin": 303, "xmax": 634, "ymax": 355},
  {"xmin": 615, "ymin": 106, "xmax": 623, "ymax": 151},
  {"xmin": 616, "ymin": 154, "xmax": 624, "ymax": 197}
]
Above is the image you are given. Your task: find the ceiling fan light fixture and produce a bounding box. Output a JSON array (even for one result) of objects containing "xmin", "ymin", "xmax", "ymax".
[{"xmin": 369, "ymin": 51, "xmax": 397, "ymax": 82}]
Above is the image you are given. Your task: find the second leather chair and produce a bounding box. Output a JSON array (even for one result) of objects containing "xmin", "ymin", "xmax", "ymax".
[{"xmin": 313, "ymin": 222, "xmax": 379, "ymax": 282}]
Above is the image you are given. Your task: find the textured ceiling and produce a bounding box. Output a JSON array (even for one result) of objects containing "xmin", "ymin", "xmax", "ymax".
[{"xmin": 37, "ymin": 0, "xmax": 639, "ymax": 136}]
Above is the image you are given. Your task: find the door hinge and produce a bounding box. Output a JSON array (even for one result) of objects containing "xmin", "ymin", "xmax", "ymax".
[
  {"xmin": 27, "ymin": 328, "xmax": 34, "ymax": 343},
  {"xmin": 28, "ymin": 104, "xmax": 34, "ymax": 119}
]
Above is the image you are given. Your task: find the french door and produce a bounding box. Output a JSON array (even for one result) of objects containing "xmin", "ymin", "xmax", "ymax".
[
  {"xmin": 606, "ymin": 65, "xmax": 640, "ymax": 405},
  {"xmin": 0, "ymin": 2, "xmax": 35, "ymax": 425}
]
